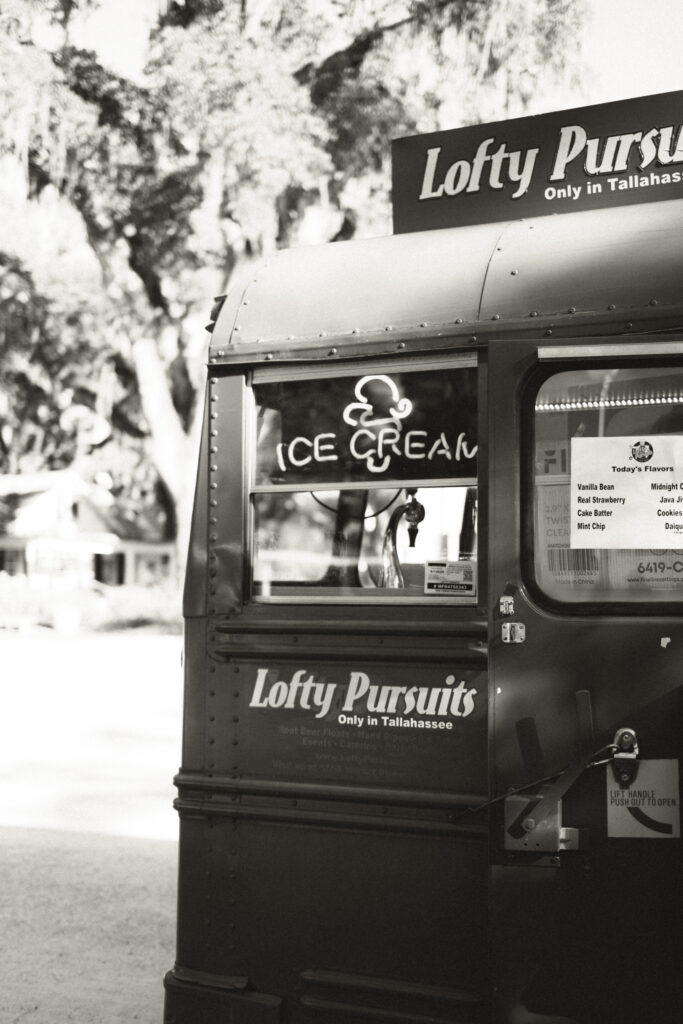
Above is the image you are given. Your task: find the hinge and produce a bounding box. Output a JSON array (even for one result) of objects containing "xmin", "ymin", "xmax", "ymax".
[{"xmin": 501, "ymin": 622, "xmax": 526, "ymax": 644}]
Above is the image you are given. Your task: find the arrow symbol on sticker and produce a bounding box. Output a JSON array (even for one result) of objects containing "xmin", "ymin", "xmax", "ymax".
[{"xmin": 627, "ymin": 806, "xmax": 673, "ymax": 835}]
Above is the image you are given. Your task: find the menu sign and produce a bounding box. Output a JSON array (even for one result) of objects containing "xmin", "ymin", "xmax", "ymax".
[
  {"xmin": 570, "ymin": 436, "xmax": 683, "ymax": 548},
  {"xmin": 392, "ymin": 91, "xmax": 683, "ymax": 232},
  {"xmin": 254, "ymin": 367, "xmax": 477, "ymax": 486}
]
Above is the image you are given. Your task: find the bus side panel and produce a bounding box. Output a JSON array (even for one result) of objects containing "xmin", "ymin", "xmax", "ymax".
[
  {"xmin": 170, "ymin": 813, "xmax": 489, "ymax": 1020},
  {"xmin": 488, "ymin": 339, "xmax": 683, "ymax": 1024}
]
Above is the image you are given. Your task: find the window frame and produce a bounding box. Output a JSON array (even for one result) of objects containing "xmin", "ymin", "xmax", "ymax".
[
  {"xmin": 523, "ymin": 353, "xmax": 683, "ymax": 615},
  {"xmin": 246, "ymin": 353, "xmax": 480, "ymax": 607}
]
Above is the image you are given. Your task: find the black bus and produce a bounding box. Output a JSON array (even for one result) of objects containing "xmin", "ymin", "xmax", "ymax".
[{"xmin": 165, "ymin": 93, "xmax": 682, "ymax": 1024}]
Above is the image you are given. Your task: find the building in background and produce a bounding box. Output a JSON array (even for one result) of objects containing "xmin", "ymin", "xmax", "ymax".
[{"xmin": 0, "ymin": 469, "xmax": 175, "ymax": 588}]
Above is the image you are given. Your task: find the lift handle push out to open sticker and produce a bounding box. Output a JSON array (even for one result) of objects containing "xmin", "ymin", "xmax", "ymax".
[{"xmin": 607, "ymin": 759, "xmax": 680, "ymax": 838}]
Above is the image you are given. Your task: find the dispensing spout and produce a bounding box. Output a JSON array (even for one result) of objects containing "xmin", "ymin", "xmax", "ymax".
[{"xmin": 378, "ymin": 489, "xmax": 425, "ymax": 588}]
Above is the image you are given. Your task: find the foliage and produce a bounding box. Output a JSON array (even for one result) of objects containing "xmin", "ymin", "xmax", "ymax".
[
  {"xmin": 0, "ymin": 254, "xmax": 90, "ymax": 472},
  {"xmin": 0, "ymin": 0, "xmax": 587, "ymax": 568}
]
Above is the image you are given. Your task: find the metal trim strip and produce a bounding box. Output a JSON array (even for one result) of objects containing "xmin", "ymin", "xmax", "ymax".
[
  {"xmin": 175, "ymin": 772, "xmax": 487, "ymax": 809},
  {"xmin": 539, "ymin": 339, "xmax": 683, "ymax": 360},
  {"xmin": 170, "ymin": 966, "xmax": 249, "ymax": 992},
  {"xmin": 250, "ymin": 594, "xmax": 475, "ymax": 606},
  {"xmin": 174, "ymin": 798, "xmax": 488, "ymax": 838},
  {"xmin": 251, "ymin": 352, "xmax": 477, "ymax": 383},
  {"xmin": 250, "ymin": 477, "xmax": 477, "ymax": 493}
]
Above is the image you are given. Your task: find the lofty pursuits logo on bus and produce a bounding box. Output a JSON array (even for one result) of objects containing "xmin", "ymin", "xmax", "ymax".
[
  {"xmin": 249, "ymin": 666, "xmax": 478, "ymax": 730},
  {"xmin": 392, "ymin": 91, "xmax": 683, "ymax": 232},
  {"xmin": 417, "ymin": 122, "xmax": 683, "ymax": 203}
]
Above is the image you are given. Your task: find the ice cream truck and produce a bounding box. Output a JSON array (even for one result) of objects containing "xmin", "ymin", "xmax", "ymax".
[{"xmin": 164, "ymin": 92, "xmax": 682, "ymax": 1024}]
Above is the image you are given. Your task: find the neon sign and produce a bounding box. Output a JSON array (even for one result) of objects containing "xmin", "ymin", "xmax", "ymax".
[{"xmin": 256, "ymin": 369, "xmax": 478, "ymax": 483}]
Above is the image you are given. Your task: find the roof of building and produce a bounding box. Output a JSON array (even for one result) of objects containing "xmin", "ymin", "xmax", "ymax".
[{"xmin": 0, "ymin": 469, "xmax": 166, "ymax": 543}]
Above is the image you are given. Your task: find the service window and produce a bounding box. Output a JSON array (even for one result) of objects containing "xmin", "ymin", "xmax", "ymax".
[
  {"xmin": 250, "ymin": 358, "xmax": 478, "ymax": 602},
  {"xmin": 533, "ymin": 364, "xmax": 683, "ymax": 603}
]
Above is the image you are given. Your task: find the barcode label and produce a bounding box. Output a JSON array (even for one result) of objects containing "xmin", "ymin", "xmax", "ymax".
[
  {"xmin": 547, "ymin": 548, "xmax": 599, "ymax": 574},
  {"xmin": 424, "ymin": 559, "xmax": 476, "ymax": 597}
]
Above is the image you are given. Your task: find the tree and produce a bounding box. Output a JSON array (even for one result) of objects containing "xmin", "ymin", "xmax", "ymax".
[{"xmin": 0, "ymin": 0, "xmax": 587, "ymax": 573}]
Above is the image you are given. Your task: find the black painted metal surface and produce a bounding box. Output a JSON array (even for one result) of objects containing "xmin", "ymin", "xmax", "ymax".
[{"xmin": 167, "ymin": 199, "xmax": 683, "ymax": 1024}]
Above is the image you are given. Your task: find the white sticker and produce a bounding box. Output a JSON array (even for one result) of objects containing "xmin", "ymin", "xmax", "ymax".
[
  {"xmin": 607, "ymin": 759, "xmax": 680, "ymax": 838},
  {"xmin": 536, "ymin": 482, "xmax": 601, "ymax": 591},
  {"xmin": 424, "ymin": 560, "xmax": 476, "ymax": 597},
  {"xmin": 605, "ymin": 549, "xmax": 683, "ymax": 592},
  {"xmin": 571, "ymin": 435, "xmax": 683, "ymax": 548}
]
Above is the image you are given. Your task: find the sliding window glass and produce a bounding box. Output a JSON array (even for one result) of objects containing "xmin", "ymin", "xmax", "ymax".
[
  {"xmin": 250, "ymin": 359, "xmax": 478, "ymax": 603},
  {"xmin": 534, "ymin": 364, "xmax": 683, "ymax": 604}
]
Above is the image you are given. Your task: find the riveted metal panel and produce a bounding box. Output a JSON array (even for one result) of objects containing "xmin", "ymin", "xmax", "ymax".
[
  {"xmin": 211, "ymin": 222, "xmax": 506, "ymax": 350},
  {"xmin": 183, "ymin": 387, "xmax": 210, "ymax": 618},
  {"xmin": 210, "ymin": 199, "xmax": 683, "ymax": 363},
  {"xmin": 481, "ymin": 200, "xmax": 683, "ymax": 321},
  {"xmin": 171, "ymin": 815, "xmax": 488, "ymax": 1004},
  {"xmin": 208, "ymin": 372, "xmax": 247, "ymax": 617}
]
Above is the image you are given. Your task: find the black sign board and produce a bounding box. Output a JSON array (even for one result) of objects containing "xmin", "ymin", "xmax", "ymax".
[
  {"xmin": 392, "ymin": 90, "xmax": 683, "ymax": 233},
  {"xmin": 254, "ymin": 367, "xmax": 477, "ymax": 486}
]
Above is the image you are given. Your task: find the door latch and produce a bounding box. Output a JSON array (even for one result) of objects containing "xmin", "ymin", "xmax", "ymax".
[
  {"xmin": 611, "ymin": 727, "xmax": 639, "ymax": 787},
  {"xmin": 502, "ymin": 622, "xmax": 526, "ymax": 644}
]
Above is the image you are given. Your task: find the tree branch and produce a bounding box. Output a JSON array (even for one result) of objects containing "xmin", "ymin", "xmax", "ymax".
[
  {"xmin": 130, "ymin": 333, "xmax": 193, "ymax": 500},
  {"xmin": 295, "ymin": 0, "xmax": 469, "ymax": 103}
]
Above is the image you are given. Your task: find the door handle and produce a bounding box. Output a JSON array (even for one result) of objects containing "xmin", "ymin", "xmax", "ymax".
[{"xmin": 506, "ymin": 689, "xmax": 594, "ymax": 841}]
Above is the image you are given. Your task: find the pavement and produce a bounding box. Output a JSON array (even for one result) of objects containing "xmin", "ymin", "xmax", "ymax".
[
  {"xmin": 1, "ymin": 827, "xmax": 177, "ymax": 1024},
  {"xmin": 0, "ymin": 629, "xmax": 183, "ymax": 1023}
]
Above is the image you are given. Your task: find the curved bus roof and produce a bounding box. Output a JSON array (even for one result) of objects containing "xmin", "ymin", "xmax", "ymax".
[{"xmin": 210, "ymin": 198, "xmax": 683, "ymax": 364}]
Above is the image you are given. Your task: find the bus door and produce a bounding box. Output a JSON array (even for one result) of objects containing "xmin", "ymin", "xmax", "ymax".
[
  {"xmin": 167, "ymin": 350, "xmax": 493, "ymax": 1023},
  {"xmin": 488, "ymin": 338, "xmax": 683, "ymax": 1023}
]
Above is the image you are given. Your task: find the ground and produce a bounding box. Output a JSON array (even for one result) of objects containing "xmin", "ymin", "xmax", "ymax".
[{"xmin": 0, "ymin": 629, "xmax": 183, "ymax": 1023}]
